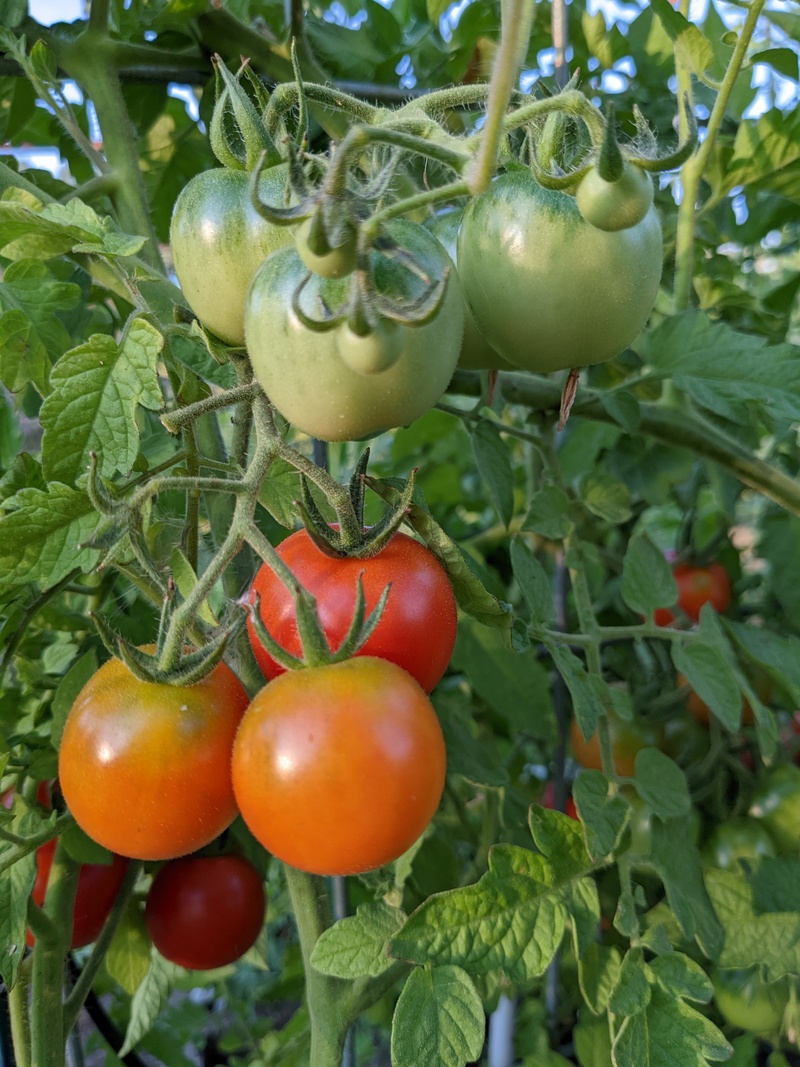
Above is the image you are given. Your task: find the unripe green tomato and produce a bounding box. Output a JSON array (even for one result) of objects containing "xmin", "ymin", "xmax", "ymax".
[
  {"xmin": 576, "ymin": 162, "xmax": 655, "ymax": 233},
  {"xmin": 170, "ymin": 166, "xmax": 292, "ymax": 346},
  {"xmin": 703, "ymin": 816, "xmax": 777, "ymax": 870},
  {"xmin": 295, "ymin": 217, "xmax": 357, "ymax": 279},
  {"xmin": 336, "ymin": 321, "xmax": 403, "ymax": 375},
  {"xmin": 425, "ymin": 209, "xmax": 512, "ymax": 371},
  {"xmin": 748, "ymin": 764, "xmax": 800, "ymax": 853},
  {"xmin": 711, "ymin": 966, "xmax": 789, "ymax": 1036}
]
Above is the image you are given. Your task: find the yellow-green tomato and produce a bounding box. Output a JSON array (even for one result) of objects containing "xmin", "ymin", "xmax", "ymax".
[
  {"xmin": 712, "ymin": 967, "xmax": 789, "ymax": 1036},
  {"xmin": 458, "ymin": 169, "xmax": 663, "ymax": 373},
  {"xmin": 425, "ymin": 209, "xmax": 512, "ymax": 371},
  {"xmin": 244, "ymin": 220, "xmax": 464, "ymax": 442},
  {"xmin": 170, "ymin": 166, "xmax": 292, "ymax": 346},
  {"xmin": 576, "ymin": 162, "xmax": 655, "ymax": 233}
]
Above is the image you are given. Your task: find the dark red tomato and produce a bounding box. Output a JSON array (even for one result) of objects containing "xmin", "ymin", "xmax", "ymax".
[
  {"xmin": 541, "ymin": 781, "xmax": 578, "ymax": 820},
  {"xmin": 232, "ymin": 657, "xmax": 446, "ymax": 876},
  {"xmin": 703, "ymin": 817, "xmax": 777, "ymax": 871},
  {"xmin": 570, "ymin": 710, "xmax": 663, "ymax": 779},
  {"xmin": 654, "ymin": 563, "xmax": 731, "ymax": 627},
  {"xmin": 59, "ymin": 656, "xmax": 250, "ymax": 860},
  {"xmin": 28, "ymin": 839, "xmax": 129, "ymax": 949},
  {"xmin": 247, "ymin": 531, "xmax": 457, "ymax": 694},
  {"xmin": 145, "ymin": 854, "xmax": 265, "ymax": 971}
]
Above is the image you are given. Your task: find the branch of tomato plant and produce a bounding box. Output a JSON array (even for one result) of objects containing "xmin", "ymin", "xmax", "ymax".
[
  {"xmin": 0, "ymin": 815, "xmax": 75, "ymax": 879},
  {"xmin": 61, "ymin": 862, "xmax": 142, "ymax": 1036},
  {"xmin": 30, "ymin": 843, "xmax": 81, "ymax": 1067},
  {"xmin": 672, "ymin": 0, "xmax": 768, "ymax": 312},
  {"xmin": 467, "ymin": 0, "xmax": 536, "ymax": 195},
  {"xmin": 448, "ymin": 370, "xmax": 800, "ymax": 518},
  {"xmin": 8, "ymin": 959, "xmax": 32, "ymax": 1067},
  {"xmin": 501, "ymin": 90, "xmax": 606, "ymax": 146}
]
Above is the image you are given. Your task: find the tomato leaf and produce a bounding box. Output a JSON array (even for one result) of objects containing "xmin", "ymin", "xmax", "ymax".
[
  {"xmin": 650, "ymin": 0, "xmax": 713, "ymax": 76},
  {"xmin": 310, "ymin": 901, "xmax": 406, "ymax": 979},
  {"xmin": 510, "ymin": 537, "xmax": 554, "ymax": 625},
  {"xmin": 0, "ymin": 483, "xmax": 99, "ymax": 595},
  {"xmin": 50, "ymin": 649, "xmax": 98, "ymax": 749},
  {"xmin": 609, "ymin": 949, "xmax": 651, "ymax": 1016},
  {"xmin": 523, "ymin": 485, "xmax": 572, "ymax": 540},
  {"xmin": 0, "ymin": 190, "xmax": 146, "ymax": 260},
  {"xmin": 119, "ymin": 948, "xmax": 185, "ymax": 1057},
  {"xmin": 579, "ymin": 470, "xmax": 632, "ymax": 525},
  {"xmin": 634, "ymin": 749, "xmax": 690, "ymax": 819},
  {"xmin": 106, "ymin": 901, "xmax": 151, "ymax": 995},
  {"xmin": 573, "ymin": 769, "xmax": 630, "ymax": 860},
  {"xmin": 40, "ymin": 318, "xmax": 163, "ymax": 486},
  {"xmin": 435, "ymin": 692, "xmax": 510, "ymax": 788},
  {"xmin": 548, "ymin": 644, "xmax": 608, "ymax": 740},
  {"xmin": 0, "ymin": 806, "xmax": 39, "ymax": 989},
  {"xmin": 671, "ymin": 640, "xmax": 742, "ymax": 732},
  {"xmin": 391, "ymin": 965, "xmax": 484, "ymax": 1067},
  {"xmin": 577, "ymin": 941, "xmax": 622, "ymax": 1015},
  {"xmin": 0, "ymin": 453, "xmax": 44, "ymax": 508},
  {"xmin": 471, "ymin": 421, "xmax": 514, "ymax": 529},
  {"xmin": 621, "ymin": 534, "xmax": 677, "ymax": 617},
  {"xmin": 648, "ymin": 953, "xmax": 714, "ymax": 1005},
  {"xmin": 612, "ymin": 987, "xmax": 731, "ymax": 1067}
]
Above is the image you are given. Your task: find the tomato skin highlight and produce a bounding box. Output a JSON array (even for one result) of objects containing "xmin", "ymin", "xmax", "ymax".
[
  {"xmin": 247, "ymin": 530, "xmax": 457, "ymax": 694},
  {"xmin": 58, "ymin": 658, "xmax": 250, "ymax": 860},
  {"xmin": 145, "ymin": 854, "xmax": 265, "ymax": 970},
  {"xmin": 28, "ymin": 840, "xmax": 129, "ymax": 949},
  {"xmin": 654, "ymin": 562, "xmax": 731, "ymax": 627},
  {"xmin": 232, "ymin": 657, "xmax": 447, "ymax": 876},
  {"xmin": 170, "ymin": 166, "xmax": 292, "ymax": 345},
  {"xmin": 570, "ymin": 711, "xmax": 664, "ymax": 778},
  {"xmin": 244, "ymin": 220, "xmax": 464, "ymax": 442},
  {"xmin": 457, "ymin": 169, "xmax": 663, "ymax": 373},
  {"xmin": 703, "ymin": 817, "xmax": 777, "ymax": 871}
]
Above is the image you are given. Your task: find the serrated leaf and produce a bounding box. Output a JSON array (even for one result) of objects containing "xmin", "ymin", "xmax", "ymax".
[
  {"xmin": 107, "ymin": 904, "xmax": 156, "ymax": 995},
  {"xmin": 436, "ymin": 699, "xmax": 509, "ymax": 788},
  {"xmin": 609, "ymin": 949, "xmax": 651, "ymax": 1017},
  {"xmin": 51, "ymin": 649, "xmax": 97, "ymax": 749},
  {"xmin": 650, "ymin": 817, "xmax": 723, "ymax": 960},
  {"xmin": 311, "ymin": 902, "xmax": 406, "ymax": 979},
  {"xmin": 548, "ymin": 644, "xmax": 609, "ymax": 739},
  {"xmin": 577, "ymin": 940, "xmax": 622, "ymax": 1014},
  {"xmin": 119, "ymin": 948, "xmax": 185, "ymax": 1056},
  {"xmin": 650, "ymin": 0, "xmax": 713, "ymax": 74},
  {"xmin": 258, "ymin": 457, "xmax": 303, "ymax": 529},
  {"xmin": 579, "ymin": 471, "xmax": 632, "ymax": 524},
  {"xmin": 671, "ymin": 640, "xmax": 742, "ymax": 732},
  {"xmin": 523, "ymin": 485, "xmax": 572, "ymax": 540},
  {"xmin": 0, "ymin": 483, "xmax": 99, "ymax": 594},
  {"xmin": 0, "ymin": 192, "xmax": 146, "ymax": 261},
  {"xmin": 648, "ymin": 953, "xmax": 713, "ymax": 1004},
  {"xmin": 613, "ymin": 987, "xmax": 731, "ymax": 1067},
  {"xmin": 0, "ymin": 453, "xmax": 45, "ymax": 508},
  {"xmin": 621, "ymin": 535, "xmax": 676, "ymax": 617},
  {"xmin": 510, "ymin": 538, "xmax": 554, "ymax": 625},
  {"xmin": 633, "ymin": 749, "xmax": 690, "ymax": 819},
  {"xmin": 0, "ymin": 807, "xmax": 39, "ymax": 988},
  {"xmin": 573, "ymin": 770, "xmax": 630, "ymax": 860},
  {"xmin": 471, "ymin": 421, "xmax": 514, "ymax": 528},
  {"xmin": 41, "ymin": 319, "xmax": 163, "ymax": 486},
  {"xmin": 391, "ymin": 965, "xmax": 484, "ymax": 1067},
  {"xmin": 599, "ymin": 390, "xmax": 641, "ymax": 433}
]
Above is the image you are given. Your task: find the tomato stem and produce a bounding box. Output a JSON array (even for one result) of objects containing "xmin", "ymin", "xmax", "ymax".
[{"xmin": 8, "ymin": 956, "xmax": 32, "ymax": 1067}]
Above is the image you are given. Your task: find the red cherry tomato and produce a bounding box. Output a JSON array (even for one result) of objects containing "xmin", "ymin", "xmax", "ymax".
[
  {"xmin": 145, "ymin": 854, "xmax": 265, "ymax": 970},
  {"xmin": 232, "ymin": 657, "xmax": 446, "ymax": 876},
  {"xmin": 28, "ymin": 839, "xmax": 129, "ymax": 949},
  {"xmin": 541, "ymin": 781, "xmax": 578, "ymax": 820},
  {"xmin": 654, "ymin": 563, "xmax": 731, "ymax": 627},
  {"xmin": 570, "ymin": 710, "xmax": 663, "ymax": 778},
  {"xmin": 247, "ymin": 531, "xmax": 457, "ymax": 693}
]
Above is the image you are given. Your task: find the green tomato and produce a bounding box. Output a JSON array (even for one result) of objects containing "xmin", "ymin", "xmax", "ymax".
[
  {"xmin": 170, "ymin": 166, "xmax": 292, "ymax": 346},
  {"xmin": 336, "ymin": 321, "xmax": 403, "ymax": 375},
  {"xmin": 457, "ymin": 169, "xmax": 663, "ymax": 373},
  {"xmin": 748, "ymin": 764, "xmax": 800, "ymax": 853},
  {"xmin": 712, "ymin": 967, "xmax": 789, "ymax": 1036},
  {"xmin": 295, "ymin": 217, "xmax": 357, "ymax": 280},
  {"xmin": 244, "ymin": 219, "xmax": 464, "ymax": 441},
  {"xmin": 703, "ymin": 816, "xmax": 777, "ymax": 870},
  {"xmin": 425, "ymin": 209, "xmax": 512, "ymax": 371},
  {"xmin": 576, "ymin": 162, "xmax": 655, "ymax": 233}
]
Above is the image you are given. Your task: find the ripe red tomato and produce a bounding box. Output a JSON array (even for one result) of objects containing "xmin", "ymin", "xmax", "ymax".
[
  {"xmin": 570, "ymin": 710, "xmax": 663, "ymax": 778},
  {"xmin": 145, "ymin": 854, "xmax": 265, "ymax": 970},
  {"xmin": 247, "ymin": 531, "xmax": 457, "ymax": 694},
  {"xmin": 232, "ymin": 657, "xmax": 447, "ymax": 876},
  {"xmin": 654, "ymin": 563, "xmax": 731, "ymax": 627},
  {"xmin": 28, "ymin": 839, "xmax": 128, "ymax": 949},
  {"xmin": 58, "ymin": 657, "xmax": 250, "ymax": 860},
  {"xmin": 541, "ymin": 781, "xmax": 578, "ymax": 820}
]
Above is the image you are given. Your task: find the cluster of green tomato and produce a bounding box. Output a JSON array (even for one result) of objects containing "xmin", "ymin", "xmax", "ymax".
[
  {"xmin": 169, "ymin": 151, "xmax": 662, "ymax": 443},
  {"xmin": 44, "ymin": 531, "xmax": 457, "ymax": 968}
]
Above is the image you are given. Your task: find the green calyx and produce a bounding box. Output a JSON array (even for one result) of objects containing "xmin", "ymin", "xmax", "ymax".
[{"xmin": 209, "ymin": 55, "xmax": 281, "ymax": 171}]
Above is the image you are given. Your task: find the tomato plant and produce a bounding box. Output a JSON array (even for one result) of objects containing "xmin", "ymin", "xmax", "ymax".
[
  {"xmin": 295, "ymin": 217, "xmax": 357, "ymax": 279},
  {"xmin": 231, "ymin": 657, "xmax": 446, "ymax": 876},
  {"xmin": 247, "ymin": 530, "xmax": 457, "ymax": 693},
  {"xmin": 58, "ymin": 658, "xmax": 250, "ymax": 860},
  {"xmin": 570, "ymin": 711, "xmax": 664, "ymax": 778},
  {"xmin": 170, "ymin": 165, "xmax": 292, "ymax": 345},
  {"xmin": 541, "ymin": 781, "xmax": 578, "ymax": 820},
  {"xmin": 748, "ymin": 764, "xmax": 800, "ymax": 854},
  {"xmin": 28, "ymin": 840, "xmax": 129, "ymax": 949},
  {"xmin": 457, "ymin": 169, "xmax": 662, "ymax": 372},
  {"xmin": 244, "ymin": 220, "xmax": 464, "ymax": 441},
  {"xmin": 575, "ymin": 162, "xmax": 654, "ymax": 233},
  {"xmin": 711, "ymin": 967, "xmax": 789, "ymax": 1037},
  {"xmin": 145, "ymin": 854, "xmax": 265, "ymax": 970},
  {"xmin": 654, "ymin": 563, "xmax": 731, "ymax": 627},
  {"xmin": 703, "ymin": 817, "xmax": 776, "ymax": 871}
]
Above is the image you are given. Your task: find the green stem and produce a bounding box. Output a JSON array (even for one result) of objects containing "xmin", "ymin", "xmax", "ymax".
[
  {"xmin": 468, "ymin": 0, "xmax": 536, "ymax": 194},
  {"xmin": 183, "ymin": 423, "xmax": 200, "ymax": 574},
  {"xmin": 364, "ymin": 180, "xmax": 470, "ymax": 235},
  {"xmin": 31, "ymin": 844, "xmax": 80, "ymax": 1067},
  {"xmin": 283, "ymin": 866, "xmax": 351, "ymax": 1067},
  {"xmin": 88, "ymin": 0, "xmax": 110, "ymax": 33},
  {"xmin": 0, "ymin": 814, "xmax": 74, "ymax": 878},
  {"xmin": 672, "ymin": 0, "xmax": 767, "ymax": 311},
  {"xmin": 9, "ymin": 956, "xmax": 33, "ymax": 1067},
  {"xmin": 449, "ymin": 370, "xmax": 800, "ymax": 518},
  {"xmin": 501, "ymin": 90, "xmax": 605, "ymax": 145}
]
